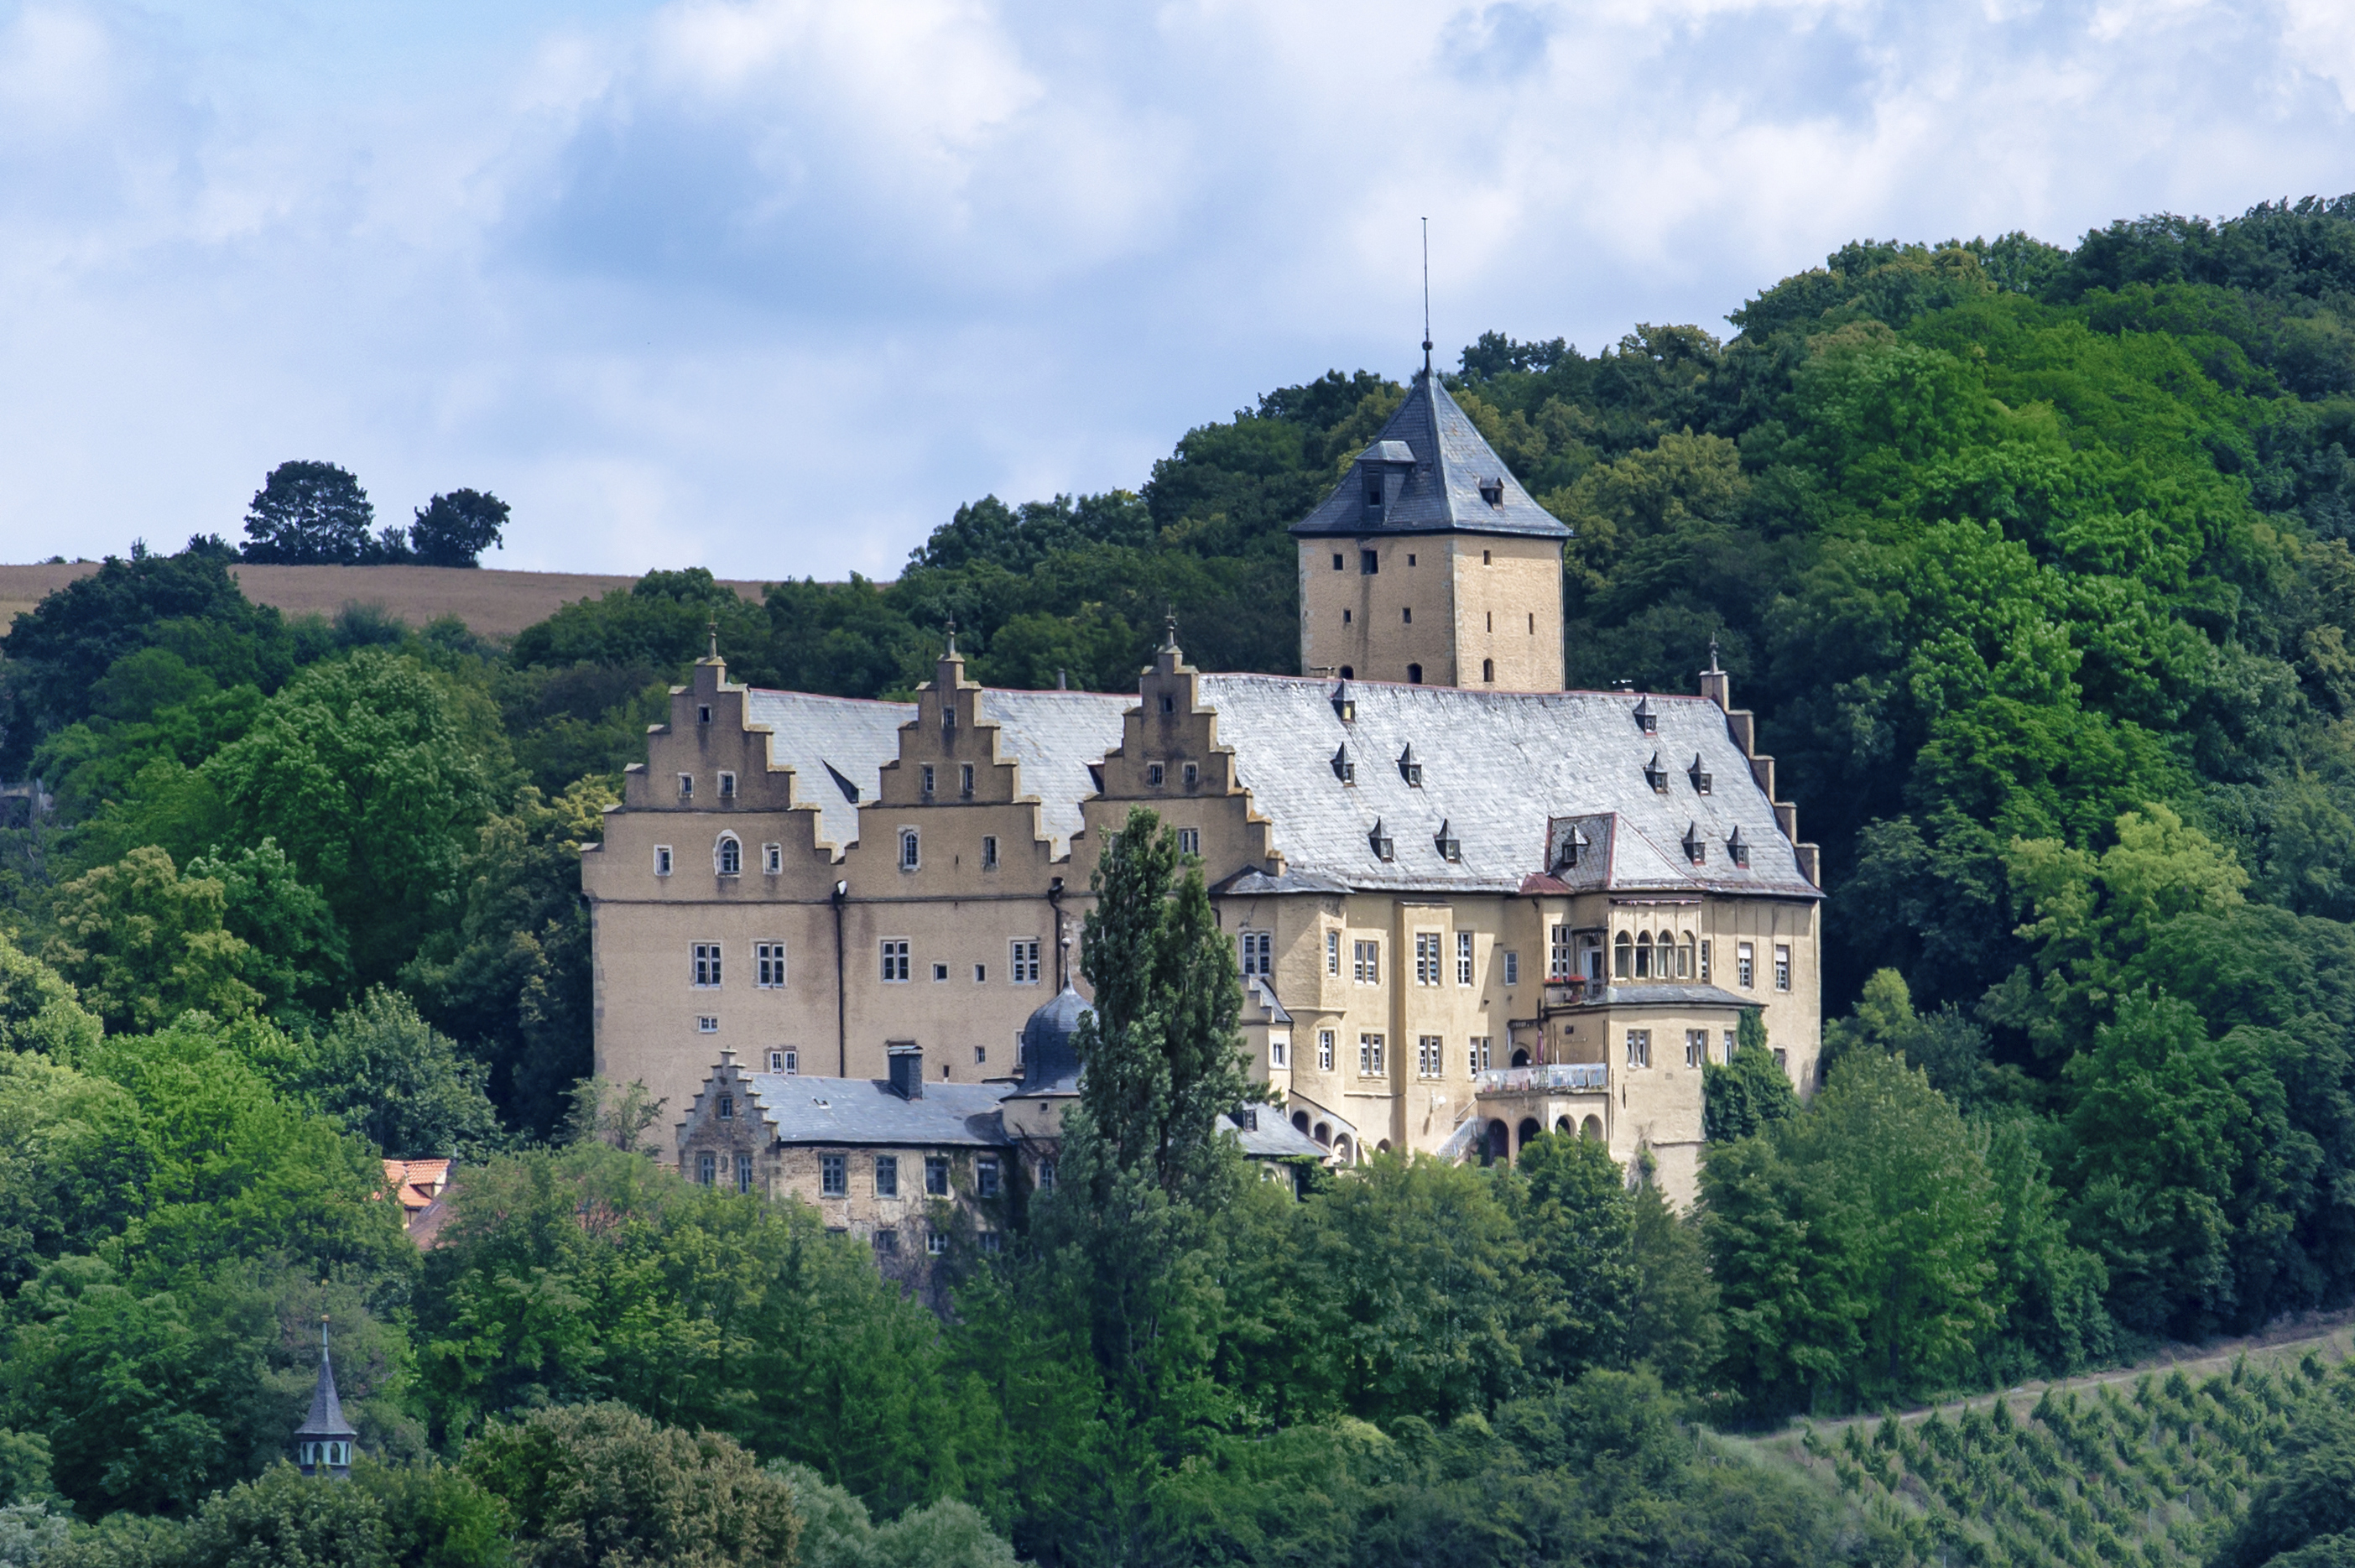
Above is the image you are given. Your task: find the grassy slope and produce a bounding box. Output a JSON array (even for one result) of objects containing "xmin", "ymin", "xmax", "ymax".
[{"xmin": 1717, "ymin": 1317, "xmax": 2355, "ymax": 1566}]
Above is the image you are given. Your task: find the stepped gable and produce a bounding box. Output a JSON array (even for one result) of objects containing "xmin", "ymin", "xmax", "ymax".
[
  {"xmin": 1290, "ymin": 367, "xmax": 1570, "ymax": 541},
  {"xmin": 740, "ymin": 686, "xmax": 1128, "ymax": 852},
  {"xmin": 1192, "ymin": 674, "xmax": 1818, "ymax": 899}
]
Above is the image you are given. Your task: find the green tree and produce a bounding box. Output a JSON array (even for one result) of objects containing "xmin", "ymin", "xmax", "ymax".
[
  {"xmin": 1624, "ymin": 1179, "xmax": 1722, "ymax": 1390},
  {"xmin": 461, "ymin": 1404, "xmax": 800, "ymax": 1568},
  {"xmin": 772, "ymin": 1461, "xmax": 1019, "ymax": 1568},
  {"xmin": 0, "ymin": 935, "xmax": 102, "ymax": 1060},
  {"xmin": 42, "ymin": 847, "xmax": 263, "ymax": 1032},
  {"xmin": 240, "ymin": 461, "xmax": 376, "ymax": 565},
  {"xmin": 201, "ymin": 651, "xmax": 498, "ymax": 985},
  {"xmin": 1702, "ymin": 1008, "xmax": 1799, "ymax": 1142},
  {"xmin": 184, "ymin": 839, "xmax": 351, "ymax": 1025},
  {"xmin": 304, "ymin": 989, "xmax": 499, "ymax": 1159},
  {"xmin": 1704, "ymin": 1050, "xmax": 2003, "ymax": 1412},
  {"xmin": 408, "ymin": 491, "xmax": 509, "ymax": 569},
  {"xmin": 1504, "ymin": 1133, "xmax": 1637, "ymax": 1380}
]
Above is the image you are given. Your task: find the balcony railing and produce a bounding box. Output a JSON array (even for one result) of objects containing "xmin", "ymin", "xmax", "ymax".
[{"xmin": 1477, "ymin": 1062, "xmax": 1608, "ymax": 1096}]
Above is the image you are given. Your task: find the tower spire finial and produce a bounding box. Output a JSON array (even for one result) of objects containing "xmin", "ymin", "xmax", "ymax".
[
  {"xmin": 1421, "ymin": 216, "xmax": 1433, "ymax": 378},
  {"xmin": 945, "ymin": 614, "xmax": 958, "ymax": 657},
  {"xmin": 1707, "ymin": 635, "xmax": 1722, "ymax": 675},
  {"xmin": 706, "ymin": 618, "xmax": 718, "ymax": 660},
  {"xmin": 1160, "ymin": 607, "xmax": 1180, "ymax": 654}
]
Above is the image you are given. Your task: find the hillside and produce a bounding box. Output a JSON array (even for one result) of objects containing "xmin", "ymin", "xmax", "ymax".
[{"xmin": 0, "ymin": 561, "xmax": 770, "ymax": 643}]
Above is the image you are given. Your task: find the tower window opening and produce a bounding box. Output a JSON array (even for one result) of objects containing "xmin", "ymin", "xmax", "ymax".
[
  {"xmin": 1333, "ymin": 552, "xmax": 1345, "ymax": 570},
  {"xmin": 1402, "ymin": 607, "xmax": 1412, "ymax": 624},
  {"xmin": 1361, "ymin": 550, "xmax": 1379, "ymax": 575},
  {"xmin": 1406, "ymin": 663, "xmax": 1423, "ymax": 684},
  {"xmin": 1482, "ymin": 659, "xmax": 1494, "ymax": 683}
]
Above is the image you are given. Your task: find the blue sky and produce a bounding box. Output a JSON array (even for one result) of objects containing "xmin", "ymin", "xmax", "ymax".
[{"xmin": 2, "ymin": 0, "xmax": 2352, "ymax": 579}]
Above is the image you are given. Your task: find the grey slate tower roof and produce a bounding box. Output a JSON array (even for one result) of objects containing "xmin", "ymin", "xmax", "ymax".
[
  {"xmin": 1014, "ymin": 985, "xmax": 1091, "ymax": 1096},
  {"xmin": 297, "ymin": 1319, "xmax": 357, "ymax": 1441},
  {"xmin": 1290, "ymin": 367, "xmax": 1570, "ymax": 541}
]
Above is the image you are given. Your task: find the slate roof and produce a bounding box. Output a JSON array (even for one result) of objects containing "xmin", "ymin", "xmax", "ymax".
[
  {"xmin": 742, "ymin": 1074, "xmax": 1013, "ymax": 1148},
  {"xmin": 298, "ymin": 1329, "xmax": 357, "ymax": 1440},
  {"xmin": 1222, "ymin": 1107, "xmax": 1326, "ymax": 1159},
  {"xmin": 741, "ymin": 687, "xmax": 1128, "ymax": 852},
  {"xmin": 1574, "ymin": 983, "xmax": 1754, "ymax": 1010},
  {"xmin": 1193, "ymin": 675, "xmax": 1818, "ymax": 899},
  {"xmin": 1290, "ymin": 369, "xmax": 1570, "ymax": 541}
]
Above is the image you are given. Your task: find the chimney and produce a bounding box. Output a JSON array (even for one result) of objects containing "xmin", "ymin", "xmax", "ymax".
[{"xmin": 887, "ymin": 1044, "xmax": 924, "ymax": 1100}]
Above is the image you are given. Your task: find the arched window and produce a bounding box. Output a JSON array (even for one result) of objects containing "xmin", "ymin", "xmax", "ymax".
[
  {"xmin": 1484, "ymin": 1120, "xmax": 1509, "ymax": 1164},
  {"xmin": 1482, "ymin": 658, "xmax": 1494, "ymax": 683},
  {"xmin": 1581, "ymin": 1114, "xmax": 1602, "ymax": 1140},
  {"xmin": 1511, "ymin": 1047, "xmax": 1530, "ymax": 1067},
  {"xmin": 899, "ymin": 830, "xmax": 920, "ymax": 870},
  {"xmin": 1293, "ymin": 1110, "xmax": 1310, "ymax": 1134},
  {"xmin": 1335, "ymin": 1134, "xmax": 1354, "ymax": 1164},
  {"xmin": 716, "ymin": 836, "xmax": 740, "ymax": 876},
  {"xmin": 1613, "ymin": 931, "xmax": 1633, "ymax": 978},
  {"xmin": 1678, "ymin": 939, "xmax": 1695, "ymax": 978},
  {"xmin": 1517, "ymin": 1117, "xmax": 1540, "ymax": 1152},
  {"xmin": 1407, "ymin": 663, "xmax": 1423, "ymax": 685},
  {"xmin": 1634, "ymin": 932, "xmax": 1654, "ymax": 978},
  {"xmin": 1314, "ymin": 1122, "xmax": 1331, "ymax": 1146},
  {"xmin": 1556, "ymin": 1116, "xmax": 1572, "ymax": 1133}
]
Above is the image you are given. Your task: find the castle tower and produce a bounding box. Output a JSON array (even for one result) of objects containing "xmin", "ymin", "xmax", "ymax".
[{"xmin": 1290, "ymin": 365, "xmax": 1568, "ymax": 690}]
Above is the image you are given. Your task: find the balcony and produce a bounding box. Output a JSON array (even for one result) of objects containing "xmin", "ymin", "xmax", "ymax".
[
  {"xmin": 1542, "ymin": 979, "xmax": 1588, "ymax": 1009},
  {"xmin": 1477, "ymin": 1062, "xmax": 1608, "ymax": 1097}
]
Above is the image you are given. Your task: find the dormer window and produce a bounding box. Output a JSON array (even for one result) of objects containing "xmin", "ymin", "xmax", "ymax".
[
  {"xmin": 1690, "ymin": 754, "xmax": 1712, "ymax": 794},
  {"xmin": 1435, "ymin": 820, "xmax": 1461, "ymax": 861},
  {"xmin": 1364, "ymin": 478, "xmax": 1384, "ymax": 514},
  {"xmin": 1727, "ymin": 826, "xmax": 1750, "ymax": 868},
  {"xmin": 1681, "ymin": 822, "xmax": 1705, "ymax": 866},
  {"xmin": 1331, "ymin": 745, "xmax": 1356, "ymax": 784},
  {"xmin": 1644, "ymin": 752, "xmax": 1669, "ymax": 793},
  {"xmin": 1555, "ymin": 826, "xmax": 1591, "ymax": 872},
  {"xmin": 1633, "ymin": 695, "xmax": 1657, "ymax": 733},
  {"xmin": 1368, "ymin": 818, "xmax": 1394, "ymax": 860},
  {"xmin": 1478, "ymin": 477, "xmax": 1504, "ymax": 506},
  {"xmin": 1331, "ymin": 681, "xmax": 1355, "ymax": 722},
  {"xmin": 1399, "ymin": 745, "xmax": 1422, "ymax": 786}
]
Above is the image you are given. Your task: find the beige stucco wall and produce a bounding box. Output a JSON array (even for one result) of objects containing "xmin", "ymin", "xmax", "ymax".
[
  {"xmin": 586, "ymin": 643, "xmax": 1822, "ymax": 1201},
  {"xmin": 1297, "ymin": 533, "xmax": 1562, "ymax": 690}
]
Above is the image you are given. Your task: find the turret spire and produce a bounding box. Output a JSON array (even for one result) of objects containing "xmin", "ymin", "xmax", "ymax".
[{"xmin": 294, "ymin": 1314, "xmax": 358, "ymax": 1481}]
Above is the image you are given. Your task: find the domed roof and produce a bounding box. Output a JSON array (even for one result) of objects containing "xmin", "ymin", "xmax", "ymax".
[{"xmin": 1017, "ymin": 985, "xmax": 1091, "ymax": 1095}]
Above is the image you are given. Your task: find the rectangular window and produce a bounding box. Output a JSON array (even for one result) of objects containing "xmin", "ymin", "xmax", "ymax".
[
  {"xmin": 1774, "ymin": 943, "xmax": 1792, "ymax": 992},
  {"xmin": 1010, "ymin": 940, "xmax": 1041, "ymax": 985},
  {"xmin": 1685, "ymin": 1029, "xmax": 1706, "ymax": 1068},
  {"xmin": 736, "ymin": 1152, "xmax": 753, "ymax": 1194},
  {"xmin": 932, "ymin": 963, "xmax": 949, "ymax": 982},
  {"xmin": 1038, "ymin": 1159, "xmax": 1055, "ymax": 1192},
  {"xmin": 1271, "ymin": 1036, "xmax": 1287, "ymax": 1068},
  {"xmin": 974, "ymin": 963, "xmax": 987, "ymax": 982},
  {"xmin": 1625, "ymin": 1029, "xmax": 1651, "ymax": 1068},
  {"xmin": 1239, "ymin": 931, "xmax": 1272, "ymax": 977},
  {"xmin": 1327, "ymin": 930, "xmax": 1341, "ymax": 975},
  {"xmin": 976, "ymin": 1158, "xmax": 1000, "ymax": 1199},
  {"xmin": 874, "ymin": 1155, "xmax": 899, "ymax": 1197},
  {"xmin": 1417, "ymin": 1034, "xmax": 1443, "ymax": 1077},
  {"xmin": 717, "ymin": 771, "xmax": 736, "ymax": 799},
  {"xmin": 1182, "ymin": 763, "xmax": 1199, "ymax": 788},
  {"xmin": 755, "ymin": 942, "xmax": 786, "ymax": 987},
  {"xmin": 1456, "ymin": 931, "xmax": 1474, "ymax": 986},
  {"xmin": 763, "ymin": 842, "xmax": 782, "ymax": 874},
  {"xmin": 1699, "ymin": 940, "xmax": 1711, "ymax": 982},
  {"xmin": 1503, "ymin": 951, "xmax": 1520, "ymax": 987},
  {"xmin": 717, "ymin": 1093, "xmax": 733, "ymax": 1120},
  {"xmin": 1147, "ymin": 763, "xmax": 1165, "ymax": 786},
  {"xmin": 1774, "ymin": 1048, "xmax": 1788, "ymax": 1071},
  {"xmin": 899, "ymin": 830, "xmax": 920, "ymax": 871},
  {"xmin": 973, "ymin": 1044, "xmax": 987, "ymax": 1064},
  {"xmin": 881, "ymin": 940, "xmax": 910, "ymax": 982},
  {"xmin": 927, "ymin": 1232, "xmax": 948, "ymax": 1256},
  {"xmin": 874, "ymin": 1229, "xmax": 898, "ymax": 1255},
  {"xmin": 1549, "ymin": 925, "xmax": 1571, "ymax": 980},
  {"xmin": 821, "ymin": 1154, "xmax": 847, "ymax": 1197},
  {"xmin": 678, "ymin": 773, "xmax": 694, "ymax": 800},
  {"xmin": 696, "ymin": 1016, "xmax": 717, "ymax": 1033},
  {"xmin": 979, "ymin": 1232, "xmax": 1002, "ymax": 1255},
  {"xmin": 1177, "ymin": 827, "xmax": 1200, "ymax": 857},
  {"xmin": 1415, "ymin": 932, "xmax": 1441, "ymax": 986},
  {"xmin": 769, "ymin": 1049, "xmax": 796, "ymax": 1074},
  {"xmin": 697, "ymin": 1152, "xmax": 716, "ymax": 1186},
  {"xmin": 692, "ymin": 943, "xmax": 722, "ymax": 987},
  {"xmin": 1353, "ymin": 940, "xmax": 1379, "ymax": 984},
  {"xmin": 1317, "ymin": 1029, "xmax": 1335, "ymax": 1071},
  {"xmin": 960, "ymin": 763, "xmax": 974, "ymax": 798},
  {"xmin": 925, "ymin": 1155, "xmax": 949, "ymax": 1196},
  {"xmin": 982, "ymin": 835, "xmax": 998, "ymax": 870},
  {"xmin": 1723, "ymin": 1029, "xmax": 1737, "ymax": 1063},
  {"xmin": 655, "ymin": 846, "xmax": 674, "ymax": 877},
  {"xmin": 1359, "ymin": 1034, "xmax": 1384, "ymax": 1075},
  {"xmin": 920, "ymin": 764, "xmax": 935, "ymax": 796},
  {"xmin": 1738, "ymin": 942, "xmax": 1754, "ymax": 989},
  {"xmin": 1469, "ymin": 1036, "xmax": 1492, "ymax": 1074}
]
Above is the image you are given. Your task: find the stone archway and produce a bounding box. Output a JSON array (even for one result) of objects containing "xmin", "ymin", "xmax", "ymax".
[
  {"xmin": 1483, "ymin": 1119, "xmax": 1509, "ymax": 1164},
  {"xmin": 1581, "ymin": 1114, "xmax": 1603, "ymax": 1141},
  {"xmin": 1516, "ymin": 1117, "xmax": 1540, "ymax": 1153}
]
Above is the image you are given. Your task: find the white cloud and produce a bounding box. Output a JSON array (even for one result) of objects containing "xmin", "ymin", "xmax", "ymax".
[{"xmin": 0, "ymin": 0, "xmax": 2351, "ymax": 578}]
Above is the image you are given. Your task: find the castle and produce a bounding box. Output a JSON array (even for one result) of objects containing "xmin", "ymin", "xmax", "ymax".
[{"xmin": 583, "ymin": 363, "xmax": 1823, "ymax": 1212}]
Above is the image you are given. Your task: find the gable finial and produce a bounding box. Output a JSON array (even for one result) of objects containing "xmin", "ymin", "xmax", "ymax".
[
  {"xmin": 945, "ymin": 614, "xmax": 958, "ymax": 657},
  {"xmin": 1421, "ymin": 216, "xmax": 1433, "ymax": 378},
  {"xmin": 706, "ymin": 618, "xmax": 718, "ymax": 659},
  {"xmin": 1161, "ymin": 607, "xmax": 1180, "ymax": 654}
]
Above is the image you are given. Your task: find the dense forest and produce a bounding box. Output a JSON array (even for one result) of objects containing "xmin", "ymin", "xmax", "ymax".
[{"xmin": 0, "ymin": 195, "xmax": 2352, "ymax": 1564}]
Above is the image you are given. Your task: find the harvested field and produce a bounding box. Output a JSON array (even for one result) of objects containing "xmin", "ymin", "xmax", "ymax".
[{"xmin": 0, "ymin": 563, "xmax": 771, "ymax": 642}]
